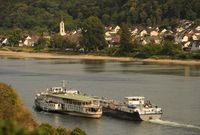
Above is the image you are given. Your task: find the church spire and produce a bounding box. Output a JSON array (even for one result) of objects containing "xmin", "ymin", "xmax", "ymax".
[{"xmin": 60, "ymin": 17, "xmax": 66, "ymax": 36}]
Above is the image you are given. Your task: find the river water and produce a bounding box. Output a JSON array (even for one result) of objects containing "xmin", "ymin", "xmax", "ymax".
[{"xmin": 0, "ymin": 58, "xmax": 200, "ymax": 135}]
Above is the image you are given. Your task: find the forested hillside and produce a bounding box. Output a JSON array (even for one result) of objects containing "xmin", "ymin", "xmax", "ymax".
[{"xmin": 0, "ymin": 0, "xmax": 200, "ymax": 33}]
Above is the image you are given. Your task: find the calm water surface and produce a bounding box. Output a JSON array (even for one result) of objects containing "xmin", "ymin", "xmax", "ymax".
[{"xmin": 0, "ymin": 58, "xmax": 200, "ymax": 135}]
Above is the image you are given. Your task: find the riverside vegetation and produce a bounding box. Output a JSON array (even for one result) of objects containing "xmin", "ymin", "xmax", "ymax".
[
  {"xmin": 1, "ymin": 22, "xmax": 200, "ymax": 60},
  {"xmin": 0, "ymin": 0, "xmax": 200, "ymax": 60},
  {"xmin": 0, "ymin": 82, "xmax": 86, "ymax": 135}
]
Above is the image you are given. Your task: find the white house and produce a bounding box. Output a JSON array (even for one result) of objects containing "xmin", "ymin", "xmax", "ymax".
[
  {"xmin": 181, "ymin": 35, "xmax": 189, "ymax": 42},
  {"xmin": 150, "ymin": 30, "xmax": 159, "ymax": 37},
  {"xmin": 160, "ymin": 29, "xmax": 167, "ymax": 35},
  {"xmin": 142, "ymin": 39, "xmax": 148, "ymax": 45},
  {"xmin": 131, "ymin": 28, "xmax": 138, "ymax": 36},
  {"xmin": 22, "ymin": 36, "xmax": 39, "ymax": 47},
  {"xmin": 18, "ymin": 40, "xmax": 23, "ymax": 47},
  {"xmin": 109, "ymin": 26, "xmax": 120, "ymax": 34},
  {"xmin": 183, "ymin": 41, "xmax": 190, "ymax": 48},
  {"xmin": 24, "ymin": 36, "xmax": 32, "ymax": 46},
  {"xmin": 140, "ymin": 30, "xmax": 148, "ymax": 37},
  {"xmin": 176, "ymin": 27, "xmax": 185, "ymax": 33},
  {"xmin": 192, "ymin": 35, "xmax": 198, "ymax": 41},
  {"xmin": 114, "ymin": 26, "xmax": 120, "ymax": 33},
  {"xmin": 2, "ymin": 38, "xmax": 8, "ymax": 45},
  {"xmin": 195, "ymin": 26, "xmax": 200, "ymax": 31}
]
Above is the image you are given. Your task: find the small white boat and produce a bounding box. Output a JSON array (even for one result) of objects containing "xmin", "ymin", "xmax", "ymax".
[{"xmin": 101, "ymin": 96, "xmax": 162, "ymax": 121}]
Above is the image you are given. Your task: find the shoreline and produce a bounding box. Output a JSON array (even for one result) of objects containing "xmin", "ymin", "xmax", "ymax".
[{"xmin": 0, "ymin": 50, "xmax": 200, "ymax": 65}]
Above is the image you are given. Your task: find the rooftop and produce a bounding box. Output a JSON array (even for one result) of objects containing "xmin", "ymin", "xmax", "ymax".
[
  {"xmin": 125, "ymin": 96, "xmax": 145, "ymax": 100},
  {"xmin": 48, "ymin": 93, "xmax": 96, "ymax": 102}
]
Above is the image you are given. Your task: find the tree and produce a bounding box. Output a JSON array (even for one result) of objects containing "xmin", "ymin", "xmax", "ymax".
[
  {"xmin": 119, "ymin": 23, "xmax": 133, "ymax": 55},
  {"xmin": 161, "ymin": 41, "xmax": 182, "ymax": 56},
  {"xmin": 80, "ymin": 16, "xmax": 107, "ymax": 52},
  {"xmin": 138, "ymin": 43, "xmax": 163, "ymax": 58},
  {"xmin": 35, "ymin": 37, "xmax": 49, "ymax": 50},
  {"xmin": 71, "ymin": 128, "xmax": 86, "ymax": 135},
  {"xmin": 8, "ymin": 28, "xmax": 22, "ymax": 47},
  {"xmin": 50, "ymin": 35, "xmax": 76, "ymax": 51}
]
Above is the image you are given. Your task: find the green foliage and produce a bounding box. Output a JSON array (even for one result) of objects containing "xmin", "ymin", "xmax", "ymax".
[
  {"xmin": 137, "ymin": 43, "xmax": 163, "ymax": 58},
  {"xmin": 192, "ymin": 53, "xmax": 200, "ymax": 59},
  {"xmin": 71, "ymin": 128, "xmax": 86, "ymax": 135},
  {"xmin": 8, "ymin": 28, "xmax": 23, "ymax": 46},
  {"xmin": 132, "ymin": 41, "xmax": 142, "ymax": 52},
  {"xmin": 37, "ymin": 123, "xmax": 57, "ymax": 135},
  {"xmin": 0, "ymin": 120, "xmax": 28, "ymax": 135},
  {"xmin": 0, "ymin": 82, "xmax": 37, "ymax": 130},
  {"xmin": 80, "ymin": 16, "xmax": 106, "ymax": 52},
  {"xmin": 0, "ymin": 120, "xmax": 85, "ymax": 135},
  {"xmin": 161, "ymin": 41, "xmax": 182, "ymax": 56},
  {"xmin": 119, "ymin": 23, "xmax": 133, "ymax": 55},
  {"xmin": 176, "ymin": 52, "xmax": 193, "ymax": 59},
  {"xmin": 101, "ymin": 47, "xmax": 119, "ymax": 56},
  {"xmin": 35, "ymin": 38, "xmax": 49, "ymax": 50},
  {"xmin": 50, "ymin": 35, "xmax": 76, "ymax": 51},
  {"xmin": 0, "ymin": 82, "xmax": 87, "ymax": 135},
  {"xmin": 56, "ymin": 127, "xmax": 70, "ymax": 135},
  {"xmin": 0, "ymin": 0, "xmax": 74, "ymax": 33},
  {"xmin": 125, "ymin": 41, "xmax": 186, "ymax": 59},
  {"xmin": 0, "ymin": 0, "xmax": 200, "ymax": 33}
]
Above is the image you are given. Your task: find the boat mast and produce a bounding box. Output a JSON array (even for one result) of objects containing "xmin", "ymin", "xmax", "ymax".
[{"xmin": 61, "ymin": 80, "xmax": 67, "ymax": 88}]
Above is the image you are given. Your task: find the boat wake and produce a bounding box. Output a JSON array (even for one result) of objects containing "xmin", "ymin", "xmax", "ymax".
[{"xmin": 149, "ymin": 119, "xmax": 200, "ymax": 130}]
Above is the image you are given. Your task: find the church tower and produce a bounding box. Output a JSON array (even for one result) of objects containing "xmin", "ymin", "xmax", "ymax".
[{"xmin": 60, "ymin": 18, "xmax": 66, "ymax": 36}]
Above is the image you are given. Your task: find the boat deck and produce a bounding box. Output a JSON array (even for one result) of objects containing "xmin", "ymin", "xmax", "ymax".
[{"xmin": 48, "ymin": 93, "xmax": 96, "ymax": 102}]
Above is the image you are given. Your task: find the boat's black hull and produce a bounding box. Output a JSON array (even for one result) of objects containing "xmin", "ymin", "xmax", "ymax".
[{"xmin": 103, "ymin": 107, "xmax": 142, "ymax": 121}]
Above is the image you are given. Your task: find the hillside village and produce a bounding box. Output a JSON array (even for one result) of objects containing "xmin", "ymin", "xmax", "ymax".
[
  {"xmin": 104, "ymin": 20, "xmax": 200, "ymax": 52},
  {"xmin": 0, "ymin": 20, "xmax": 200, "ymax": 52}
]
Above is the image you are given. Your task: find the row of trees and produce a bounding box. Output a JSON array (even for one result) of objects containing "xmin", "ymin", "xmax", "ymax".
[{"xmin": 0, "ymin": 0, "xmax": 200, "ymax": 35}]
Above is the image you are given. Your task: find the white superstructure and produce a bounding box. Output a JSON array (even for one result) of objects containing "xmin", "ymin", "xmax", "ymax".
[{"xmin": 34, "ymin": 84, "xmax": 102, "ymax": 118}]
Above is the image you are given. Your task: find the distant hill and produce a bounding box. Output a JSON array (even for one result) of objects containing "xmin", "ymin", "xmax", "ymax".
[{"xmin": 0, "ymin": 0, "xmax": 200, "ymax": 34}]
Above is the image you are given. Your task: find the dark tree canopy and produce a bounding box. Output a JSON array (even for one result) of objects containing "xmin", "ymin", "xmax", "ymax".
[
  {"xmin": 80, "ymin": 16, "xmax": 107, "ymax": 52},
  {"xmin": 50, "ymin": 35, "xmax": 76, "ymax": 50},
  {"xmin": 119, "ymin": 23, "xmax": 133, "ymax": 55},
  {"xmin": 0, "ymin": 0, "xmax": 200, "ymax": 35}
]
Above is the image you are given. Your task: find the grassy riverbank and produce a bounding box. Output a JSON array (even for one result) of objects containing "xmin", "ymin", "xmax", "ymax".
[{"xmin": 0, "ymin": 50, "xmax": 200, "ymax": 65}]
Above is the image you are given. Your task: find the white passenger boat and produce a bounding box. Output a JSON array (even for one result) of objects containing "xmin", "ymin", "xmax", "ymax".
[
  {"xmin": 101, "ymin": 96, "xmax": 162, "ymax": 121},
  {"xmin": 34, "ymin": 83, "xmax": 102, "ymax": 118}
]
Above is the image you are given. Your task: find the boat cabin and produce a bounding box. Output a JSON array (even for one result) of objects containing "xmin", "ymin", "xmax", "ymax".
[
  {"xmin": 124, "ymin": 96, "xmax": 145, "ymax": 106},
  {"xmin": 48, "ymin": 87, "xmax": 64, "ymax": 93},
  {"xmin": 47, "ymin": 87, "xmax": 80, "ymax": 94}
]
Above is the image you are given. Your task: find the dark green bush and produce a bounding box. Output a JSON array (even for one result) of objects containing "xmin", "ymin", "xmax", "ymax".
[
  {"xmin": 176, "ymin": 52, "xmax": 192, "ymax": 59},
  {"xmin": 0, "ymin": 120, "xmax": 26, "ymax": 135},
  {"xmin": 71, "ymin": 128, "xmax": 86, "ymax": 135},
  {"xmin": 161, "ymin": 41, "xmax": 182, "ymax": 56},
  {"xmin": 192, "ymin": 53, "xmax": 200, "ymax": 59}
]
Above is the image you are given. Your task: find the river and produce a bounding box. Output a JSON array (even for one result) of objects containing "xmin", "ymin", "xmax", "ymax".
[{"xmin": 0, "ymin": 58, "xmax": 200, "ymax": 135}]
